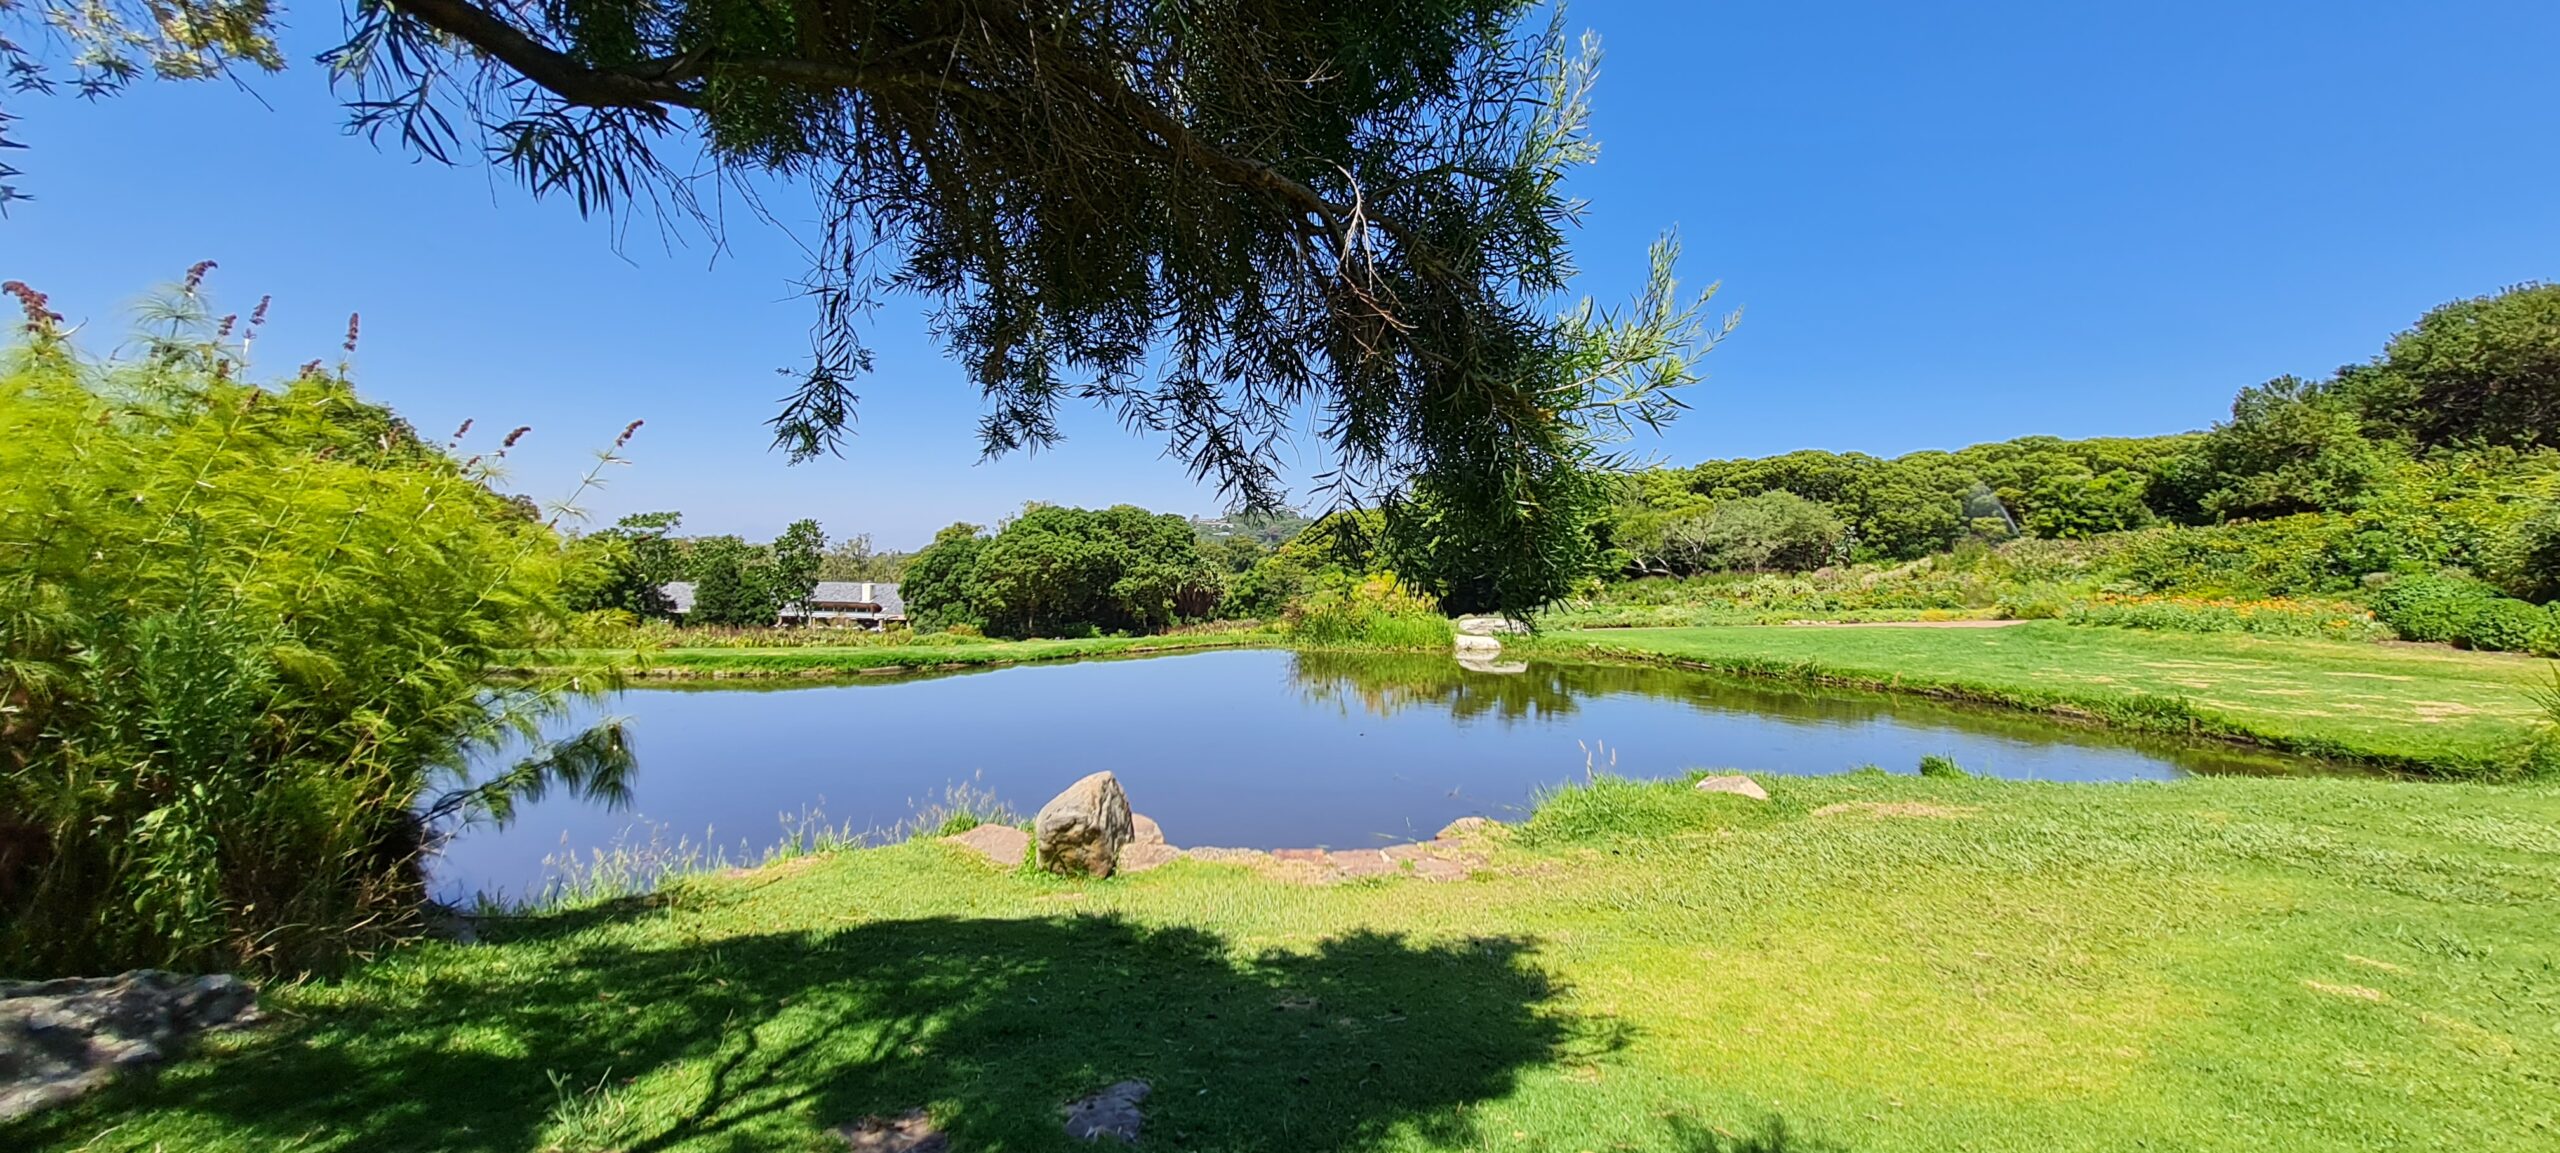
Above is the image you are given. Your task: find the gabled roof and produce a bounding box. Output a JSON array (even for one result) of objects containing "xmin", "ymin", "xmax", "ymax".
[
  {"xmin": 806, "ymin": 581, "xmax": 905, "ymax": 616},
  {"xmin": 653, "ymin": 580, "xmax": 904, "ymax": 618}
]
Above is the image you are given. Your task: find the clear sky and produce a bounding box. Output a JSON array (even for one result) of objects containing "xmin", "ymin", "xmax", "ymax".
[{"xmin": 8, "ymin": 1, "xmax": 2557, "ymax": 549}]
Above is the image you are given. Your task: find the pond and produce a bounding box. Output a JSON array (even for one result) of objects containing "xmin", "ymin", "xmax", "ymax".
[{"xmin": 434, "ymin": 648, "xmax": 2326, "ymax": 901}]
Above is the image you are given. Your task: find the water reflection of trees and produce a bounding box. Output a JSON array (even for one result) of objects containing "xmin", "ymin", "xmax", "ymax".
[
  {"xmin": 1284, "ymin": 653, "xmax": 2320, "ymax": 776},
  {"xmin": 1290, "ymin": 652, "xmax": 1599, "ymax": 722},
  {"xmin": 1288, "ymin": 652, "xmax": 1923, "ymax": 727}
]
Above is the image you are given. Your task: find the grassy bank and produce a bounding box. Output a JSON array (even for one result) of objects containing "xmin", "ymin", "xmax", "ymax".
[
  {"xmin": 527, "ymin": 630, "xmax": 1271, "ymax": 678},
  {"xmin": 1543, "ymin": 622, "xmax": 2558, "ymax": 778},
  {"xmin": 13, "ymin": 772, "xmax": 2555, "ymax": 1152}
]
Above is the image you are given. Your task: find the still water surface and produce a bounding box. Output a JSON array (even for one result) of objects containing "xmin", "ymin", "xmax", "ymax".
[{"xmin": 436, "ymin": 648, "xmax": 2320, "ymax": 899}]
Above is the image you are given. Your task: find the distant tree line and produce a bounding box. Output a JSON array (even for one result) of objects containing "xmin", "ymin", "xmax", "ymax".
[{"xmin": 1612, "ymin": 282, "xmax": 2560, "ymax": 591}]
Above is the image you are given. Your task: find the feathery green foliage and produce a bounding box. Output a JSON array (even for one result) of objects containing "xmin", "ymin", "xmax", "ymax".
[
  {"xmin": 0, "ymin": 285, "xmax": 628, "ymax": 975},
  {"xmin": 9, "ymin": 1, "xmax": 1727, "ymax": 620}
]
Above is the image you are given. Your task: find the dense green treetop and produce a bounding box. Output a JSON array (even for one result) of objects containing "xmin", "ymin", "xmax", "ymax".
[
  {"xmin": 904, "ymin": 504, "xmax": 1221, "ymax": 636},
  {"xmin": 2339, "ymin": 282, "xmax": 2560, "ymax": 450}
]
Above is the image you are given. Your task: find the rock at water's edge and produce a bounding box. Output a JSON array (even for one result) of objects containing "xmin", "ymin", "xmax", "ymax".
[
  {"xmin": 1117, "ymin": 842, "xmax": 1182, "ymax": 874},
  {"xmin": 1695, "ymin": 774, "xmax": 1770, "ymax": 801},
  {"xmin": 1435, "ymin": 816, "xmax": 1505, "ymax": 841},
  {"xmin": 1453, "ymin": 634, "xmax": 1502, "ymax": 655},
  {"xmin": 1455, "ymin": 616, "xmax": 1532, "ymax": 636},
  {"xmin": 1035, "ymin": 771, "xmax": 1134, "ymax": 878},
  {"xmin": 1130, "ymin": 813, "xmax": 1165, "ymax": 845},
  {"xmin": 945, "ymin": 823, "xmax": 1031, "ymax": 868}
]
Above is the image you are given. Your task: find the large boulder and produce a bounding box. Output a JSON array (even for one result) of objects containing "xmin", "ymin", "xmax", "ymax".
[
  {"xmin": 1455, "ymin": 616, "xmax": 1531, "ymax": 636},
  {"xmin": 1035, "ymin": 772, "xmax": 1134, "ymax": 878}
]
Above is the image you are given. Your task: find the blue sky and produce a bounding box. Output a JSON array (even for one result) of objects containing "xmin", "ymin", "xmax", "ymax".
[{"xmin": 9, "ymin": 1, "xmax": 2557, "ymax": 548}]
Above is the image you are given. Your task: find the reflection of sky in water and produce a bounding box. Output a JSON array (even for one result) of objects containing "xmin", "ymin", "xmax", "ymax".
[{"xmin": 433, "ymin": 649, "xmax": 2321, "ymax": 901}]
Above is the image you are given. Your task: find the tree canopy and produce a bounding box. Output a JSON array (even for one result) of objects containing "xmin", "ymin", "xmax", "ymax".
[
  {"xmin": 8, "ymin": 0, "xmax": 1722, "ymax": 617},
  {"xmin": 904, "ymin": 505, "xmax": 1222, "ymax": 636},
  {"xmin": 2338, "ymin": 282, "xmax": 2560, "ymax": 450}
]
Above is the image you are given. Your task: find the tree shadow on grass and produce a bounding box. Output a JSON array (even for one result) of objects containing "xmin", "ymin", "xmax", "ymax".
[{"xmin": 19, "ymin": 908, "xmax": 1597, "ymax": 1152}]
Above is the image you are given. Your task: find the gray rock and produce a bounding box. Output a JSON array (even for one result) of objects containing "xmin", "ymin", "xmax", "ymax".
[
  {"xmin": 1452, "ymin": 634, "xmax": 1502, "ymax": 655},
  {"xmin": 1064, "ymin": 1079, "xmax": 1150, "ymax": 1142},
  {"xmin": 1694, "ymin": 773, "xmax": 1770, "ymax": 801},
  {"xmin": 1435, "ymin": 816, "xmax": 1504, "ymax": 841},
  {"xmin": 1, "ymin": 971, "xmax": 258, "ymax": 1121},
  {"xmin": 1035, "ymin": 771, "xmax": 1134, "ymax": 878},
  {"xmin": 1129, "ymin": 813, "xmax": 1166, "ymax": 846},
  {"xmin": 1454, "ymin": 616, "xmax": 1532, "ymax": 636}
]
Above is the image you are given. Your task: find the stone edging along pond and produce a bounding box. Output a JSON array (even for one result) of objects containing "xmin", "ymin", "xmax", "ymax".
[{"xmin": 941, "ymin": 769, "xmax": 1505, "ymax": 886}]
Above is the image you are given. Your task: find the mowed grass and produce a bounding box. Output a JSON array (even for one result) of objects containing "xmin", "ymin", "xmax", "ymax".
[
  {"xmin": 539, "ymin": 631, "xmax": 1266, "ymax": 678},
  {"xmin": 1552, "ymin": 622, "xmax": 2557, "ymax": 775},
  {"xmin": 13, "ymin": 773, "xmax": 2557, "ymax": 1153}
]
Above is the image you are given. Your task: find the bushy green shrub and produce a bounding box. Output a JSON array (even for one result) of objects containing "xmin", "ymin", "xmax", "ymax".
[
  {"xmin": 1916, "ymin": 755, "xmax": 1968, "ymax": 779},
  {"xmin": 2369, "ymin": 575, "xmax": 2505, "ymax": 644},
  {"xmin": 2458, "ymin": 598, "xmax": 2554, "ymax": 655},
  {"xmin": 1, "ymin": 294, "xmax": 623, "ymax": 975},
  {"xmin": 1280, "ymin": 574, "xmax": 1452, "ymax": 648}
]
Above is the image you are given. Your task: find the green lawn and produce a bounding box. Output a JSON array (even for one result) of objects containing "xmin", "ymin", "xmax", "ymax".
[
  {"xmin": 1549, "ymin": 622, "xmax": 2558, "ymax": 776},
  {"xmin": 13, "ymin": 773, "xmax": 2556, "ymax": 1152},
  {"xmin": 536, "ymin": 631, "xmax": 1268, "ymax": 678}
]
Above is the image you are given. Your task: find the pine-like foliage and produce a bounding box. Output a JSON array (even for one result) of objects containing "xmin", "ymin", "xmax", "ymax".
[
  {"xmin": 7, "ymin": 1, "xmax": 1729, "ymax": 616},
  {"xmin": 0, "ymin": 287, "xmax": 629, "ymax": 975}
]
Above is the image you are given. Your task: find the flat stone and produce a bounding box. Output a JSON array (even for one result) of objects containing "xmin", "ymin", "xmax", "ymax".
[
  {"xmin": 1455, "ymin": 616, "xmax": 1532, "ymax": 636},
  {"xmin": 1694, "ymin": 774, "xmax": 1770, "ymax": 801},
  {"xmin": 1129, "ymin": 813, "xmax": 1166, "ymax": 846},
  {"xmin": 1412, "ymin": 857, "xmax": 1473, "ymax": 880},
  {"xmin": 1034, "ymin": 771, "xmax": 1134, "ymax": 878},
  {"xmin": 1435, "ymin": 816, "xmax": 1504, "ymax": 841},
  {"xmin": 1064, "ymin": 1079, "xmax": 1150, "ymax": 1143},
  {"xmin": 1271, "ymin": 847, "xmax": 1328, "ymax": 863},
  {"xmin": 1179, "ymin": 847, "xmax": 1268, "ymax": 866},
  {"xmin": 832, "ymin": 1109, "xmax": 949, "ymax": 1153},
  {"xmin": 1116, "ymin": 841, "xmax": 1181, "ymax": 874},
  {"xmin": 1326, "ymin": 851, "xmax": 1400, "ymax": 879},
  {"xmin": 944, "ymin": 823, "xmax": 1030, "ymax": 868},
  {"xmin": 1452, "ymin": 634, "xmax": 1503, "ymax": 655},
  {"xmin": 1, "ymin": 971, "xmax": 258, "ymax": 1122}
]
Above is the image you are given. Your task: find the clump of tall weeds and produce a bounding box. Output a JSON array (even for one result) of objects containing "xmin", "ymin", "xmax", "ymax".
[{"xmin": 0, "ymin": 273, "xmax": 635, "ymax": 976}]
